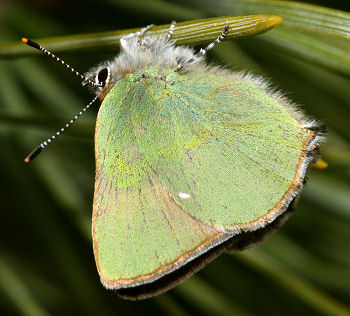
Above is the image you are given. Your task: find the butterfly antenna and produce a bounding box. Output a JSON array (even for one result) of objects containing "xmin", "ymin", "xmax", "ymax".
[
  {"xmin": 21, "ymin": 37, "xmax": 101, "ymax": 88},
  {"xmin": 24, "ymin": 95, "xmax": 99, "ymax": 163}
]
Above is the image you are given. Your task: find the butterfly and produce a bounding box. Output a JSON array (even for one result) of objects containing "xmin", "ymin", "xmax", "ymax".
[{"xmin": 23, "ymin": 21, "xmax": 325, "ymax": 300}]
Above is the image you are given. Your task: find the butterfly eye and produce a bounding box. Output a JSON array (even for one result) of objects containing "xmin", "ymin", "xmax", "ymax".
[{"xmin": 96, "ymin": 67, "xmax": 110, "ymax": 86}]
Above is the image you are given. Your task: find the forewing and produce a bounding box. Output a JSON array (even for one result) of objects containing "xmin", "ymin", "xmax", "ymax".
[
  {"xmin": 93, "ymin": 70, "xmax": 321, "ymax": 289},
  {"xmin": 93, "ymin": 74, "xmax": 229, "ymax": 289}
]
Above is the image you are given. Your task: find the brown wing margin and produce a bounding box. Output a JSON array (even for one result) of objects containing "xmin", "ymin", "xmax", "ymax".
[{"xmin": 116, "ymin": 198, "xmax": 297, "ymax": 300}]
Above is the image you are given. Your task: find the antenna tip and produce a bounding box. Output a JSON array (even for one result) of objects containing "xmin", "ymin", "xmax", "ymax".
[
  {"xmin": 21, "ymin": 38, "xmax": 41, "ymax": 49},
  {"xmin": 24, "ymin": 145, "xmax": 43, "ymax": 163}
]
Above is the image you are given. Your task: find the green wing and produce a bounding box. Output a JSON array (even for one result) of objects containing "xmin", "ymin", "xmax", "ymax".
[{"xmin": 93, "ymin": 68, "xmax": 321, "ymax": 289}]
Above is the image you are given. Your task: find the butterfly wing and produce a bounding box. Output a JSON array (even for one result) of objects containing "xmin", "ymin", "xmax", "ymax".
[
  {"xmin": 93, "ymin": 72, "xmax": 231, "ymax": 292},
  {"xmin": 93, "ymin": 69, "xmax": 322, "ymax": 293},
  {"xmin": 154, "ymin": 71, "xmax": 322, "ymax": 232}
]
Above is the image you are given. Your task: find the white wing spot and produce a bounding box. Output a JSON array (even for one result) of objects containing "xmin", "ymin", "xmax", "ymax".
[{"xmin": 178, "ymin": 192, "xmax": 191, "ymax": 199}]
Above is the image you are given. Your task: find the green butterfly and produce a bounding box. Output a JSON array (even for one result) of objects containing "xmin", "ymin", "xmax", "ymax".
[
  {"xmin": 90, "ymin": 22, "xmax": 324, "ymax": 299},
  {"xmin": 24, "ymin": 21, "xmax": 324, "ymax": 300}
]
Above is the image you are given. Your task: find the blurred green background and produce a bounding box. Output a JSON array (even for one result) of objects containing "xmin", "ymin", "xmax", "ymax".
[{"xmin": 0, "ymin": 0, "xmax": 350, "ymax": 315}]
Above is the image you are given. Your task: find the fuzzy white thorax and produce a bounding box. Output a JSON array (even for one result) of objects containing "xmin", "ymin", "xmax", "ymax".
[
  {"xmin": 85, "ymin": 35, "xmax": 203, "ymax": 97},
  {"xmin": 85, "ymin": 29, "xmax": 325, "ymax": 134}
]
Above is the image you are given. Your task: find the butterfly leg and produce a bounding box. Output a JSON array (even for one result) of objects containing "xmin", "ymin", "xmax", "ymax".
[
  {"xmin": 166, "ymin": 21, "xmax": 176, "ymax": 39},
  {"xmin": 175, "ymin": 25, "xmax": 229, "ymax": 71},
  {"xmin": 120, "ymin": 24, "xmax": 155, "ymax": 50},
  {"xmin": 122, "ymin": 24, "xmax": 155, "ymax": 40}
]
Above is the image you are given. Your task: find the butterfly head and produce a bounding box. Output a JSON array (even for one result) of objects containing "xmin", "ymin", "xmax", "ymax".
[{"xmin": 84, "ymin": 32, "xmax": 202, "ymax": 100}]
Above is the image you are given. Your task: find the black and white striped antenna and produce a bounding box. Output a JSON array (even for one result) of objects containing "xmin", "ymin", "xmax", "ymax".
[
  {"xmin": 22, "ymin": 38, "xmax": 101, "ymax": 87},
  {"xmin": 22, "ymin": 37, "xmax": 101, "ymax": 162},
  {"xmin": 24, "ymin": 95, "xmax": 99, "ymax": 163}
]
